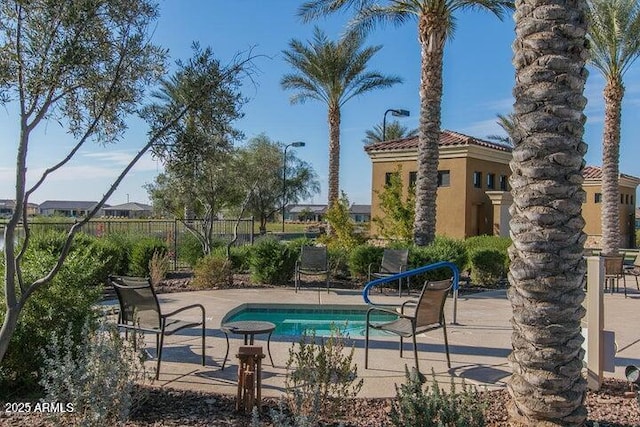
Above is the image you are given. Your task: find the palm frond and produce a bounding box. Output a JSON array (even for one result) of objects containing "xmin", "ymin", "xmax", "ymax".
[{"xmin": 298, "ymin": 0, "xmax": 373, "ymax": 22}]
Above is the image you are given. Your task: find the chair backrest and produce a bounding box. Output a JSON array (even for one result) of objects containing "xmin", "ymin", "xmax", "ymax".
[
  {"xmin": 109, "ymin": 276, "xmax": 162, "ymax": 330},
  {"xmin": 414, "ymin": 278, "xmax": 452, "ymax": 328},
  {"xmin": 380, "ymin": 248, "xmax": 409, "ymax": 274},
  {"xmin": 299, "ymin": 246, "xmax": 328, "ymax": 271},
  {"xmin": 603, "ymin": 256, "xmax": 624, "ymax": 276}
]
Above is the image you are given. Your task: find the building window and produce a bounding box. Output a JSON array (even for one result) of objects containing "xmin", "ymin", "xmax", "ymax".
[
  {"xmin": 625, "ymin": 194, "xmax": 630, "ymax": 204},
  {"xmin": 595, "ymin": 193, "xmax": 602, "ymax": 203},
  {"xmin": 384, "ymin": 172, "xmax": 394, "ymax": 186},
  {"xmin": 409, "ymin": 171, "xmax": 417, "ymax": 188},
  {"xmin": 632, "ymin": 195, "xmax": 634, "ymax": 205},
  {"xmin": 487, "ymin": 173, "xmax": 495, "ymax": 189},
  {"xmin": 499, "ymin": 175, "xmax": 508, "ymax": 191},
  {"xmin": 438, "ymin": 170, "xmax": 450, "ymax": 187},
  {"xmin": 621, "ymin": 194, "xmax": 625, "ymax": 204},
  {"xmin": 473, "ymin": 171, "xmax": 482, "ymax": 188}
]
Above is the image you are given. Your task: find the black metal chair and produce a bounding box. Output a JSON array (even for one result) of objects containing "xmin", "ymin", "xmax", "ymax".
[
  {"xmin": 623, "ymin": 252, "xmax": 640, "ymax": 297},
  {"xmin": 109, "ymin": 275, "xmax": 206, "ymax": 379},
  {"xmin": 603, "ymin": 255, "xmax": 626, "ymax": 296},
  {"xmin": 365, "ymin": 278, "xmax": 452, "ymax": 373},
  {"xmin": 368, "ymin": 248, "xmax": 409, "ymax": 296},
  {"xmin": 294, "ymin": 246, "xmax": 330, "ymax": 292}
]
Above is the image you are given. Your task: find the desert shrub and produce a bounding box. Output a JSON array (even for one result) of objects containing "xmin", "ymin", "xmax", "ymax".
[
  {"xmin": 318, "ymin": 192, "xmax": 365, "ymax": 252},
  {"xmin": 470, "ymin": 248, "xmax": 506, "ymax": 287},
  {"xmin": 192, "ymin": 253, "xmax": 233, "ymax": 289},
  {"xmin": 92, "ymin": 235, "xmax": 130, "ymax": 276},
  {"xmin": 249, "ymin": 237, "xmax": 296, "ymax": 286},
  {"xmin": 177, "ymin": 231, "xmax": 204, "ymax": 267},
  {"xmin": 464, "ymin": 235, "xmax": 511, "ymax": 270},
  {"xmin": 129, "ymin": 237, "xmax": 167, "ymax": 277},
  {"xmin": 348, "ymin": 245, "xmax": 384, "ymax": 280},
  {"xmin": 286, "ymin": 237, "xmax": 314, "ymax": 255},
  {"xmin": 327, "ymin": 245, "xmax": 350, "ymax": 279},
  {"xmin": 212, "ymin": 244, "xmax": 253, "ymax": 272},
  {"xmin": 40, "ymin": 317, "xmax": 150, "ymax": 426},
  {"xmin": 0, "ymin": 247, "xmax": 105, "ymax": 397},
  {"xmin": 284, "ymin": 328, "xmax": 363, "ymax": 422},
  {"xmin": 390, "ymin": 368, "xmax": 487, "ymax": 427},
  {"xmin": 409, "ymin": 237, "xmax": 468, "ymax": 284},
  {"xmin": 149, "ymin": 250, "xmax": 170, "ymax": 286}
]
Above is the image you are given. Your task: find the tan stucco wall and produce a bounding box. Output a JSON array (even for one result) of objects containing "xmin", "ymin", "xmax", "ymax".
[{"xmin": 582, "ymin": 182, "xmax": 637, "ymax": 248}]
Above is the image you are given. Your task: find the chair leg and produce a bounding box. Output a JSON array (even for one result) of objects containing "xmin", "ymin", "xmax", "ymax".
[
  {"xmin": 399, "ymin": 336, "xmax": 404, "ymax": 358},
  {"xmin": 364, "ymin": 323, "xmax": 370, "ymax": 369},
  {"xmin": 201, "ymin": 321, "xmax": 206, "ymax": 366},
  {"xmin": 635, "ymin": 275, "xmax": 639, "ymax": 290},
  {"xmin": 412, "ymin": 333, "xmax": 419, "ymax": 373},
  {"xmin": 443, "ymin": 323, "xmax": 451, "ymax": 369},
  {"xmin": 326, "ymin": 273, "xmax": 329, "ymax": 293},
  {"xmin": 295, "ymin": 270, "xmax": 298, "ymax": 293},
  {"xmin": 221, "ymin": 333, "xmax": 230, "ymax": 370},
  {"xmin": 156, "ymin": 332, "xmax": 164, "ymax": 380}
]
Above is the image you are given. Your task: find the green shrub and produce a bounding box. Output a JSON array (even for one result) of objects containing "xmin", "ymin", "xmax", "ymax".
[
  {"xmin": 249, "ymin": 237, "xmax": 296, "ymax": 285},
  {"xmin": 390, "ymin": 368, "xmax": 487, "ymax": 427},
  {"xmin": 327, "ymin": 245, "xmax": 350, "ymax": 279},
  {"xmin": 98, "ymin": 233, "xmax": 135, "ymax": 275},
  {"xmin": 192, "ymin": 253, "xmax": 233, "ymax": 289},
  {"xmin": 177, "ymin": 232, "xmax": 204, "ymax": 267},
  {"xmin": 348, "ymin": 245, "xmax": 384, "ymax": 280},
  {"xmin": 129, "ymin": 237, "xmax": 167, "ymax": 277},
  {"xmin": 464, "ymin": 235, "xmax": 511, "ymax": 270},
  {"xmin": 0, "ymin": 247, "xmax": 105, "ymax": 397},
  {"xmin": 285, "ymin": 328, "xmax": 363, "ymax": 421},
  {"xmin": 470, "ymin": 248, "xmax": 506, "ymax": 287},
  {"xmin": 408, "ymin": 237, "xmax": 468, "ymax": 284},
  {"xmin": 212, "ymin": 244, "xmax": 253, "ymax": 272},
  {"xmin": 40, "ymin": 318, "xmax": 150, "ymax": 426}
]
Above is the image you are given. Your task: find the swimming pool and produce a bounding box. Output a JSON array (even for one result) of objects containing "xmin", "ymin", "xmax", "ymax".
[{"xmin": 222, "ymin": 303, "xmax": 398, "ymax": 337}]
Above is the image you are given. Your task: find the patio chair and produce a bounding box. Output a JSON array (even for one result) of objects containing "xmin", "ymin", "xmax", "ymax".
[
  {"xmin": 295, "ymin": 246, "xmax": 330, "ymax": 292},
  {"xmin": 365, "ymin": 278, "xmax": 452, "ymax": 373},
  {"xmin": 603, "ymin": 255, "xmax": 626, "ymax": 296},
  {"xmin": 623, "ymin": 253, "xmax": 640, "ymax": 297},
  {"xmin": 368, "ymin": 248, "xmax": 409, "ymax": 296},
  {"xmin": 109, "ymin": 275, "xmax": 206, "ymax": 379}
]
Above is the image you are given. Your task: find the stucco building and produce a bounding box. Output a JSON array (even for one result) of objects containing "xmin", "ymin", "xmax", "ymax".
[{"xmin": 365, "ymin": 130, "xmax": 639, "ymax": 248}]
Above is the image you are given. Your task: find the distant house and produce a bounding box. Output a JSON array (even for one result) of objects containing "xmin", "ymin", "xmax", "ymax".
[
  {"xmin": 349, "ymin": 204, "xmax": 371, "ymax": 223},
  {"xmin": 0, "ymin": 200, "xmax": 39, "ymax": 217},
  {"xmin": 284, "ymin": 204, "xmax": 326, "ymax": 222},
  {"xmin": 104, "ymin": 202, "xmax": 153, "ymax": 219},
  {"xmin": 284, "ymin": 203, "xmax": 371, "ymax": 223},
  {"xmin": 39, "ymin": 200, "xmax": 107, "ymax": 217}
]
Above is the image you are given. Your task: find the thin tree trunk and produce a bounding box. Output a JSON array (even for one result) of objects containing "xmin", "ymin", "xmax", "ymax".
[
  {"xmin": 327, "ymin": 104, "xmax": 341, "ymax": 207},
  {"xmin": 600, "ymin": 79, "xmax": 624, "ymax": 256},
  {"xmin": 508, "ymin": 0, "xmax": 589, "ymax": 425},
  {"xmin": 413, "ymin": 16, "xmax": 445, "ymax": 246}
]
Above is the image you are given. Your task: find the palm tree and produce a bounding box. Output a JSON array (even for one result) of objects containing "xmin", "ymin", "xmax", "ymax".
[
  {"xmin": 281, "ymin": 27, "xmax": 402, "ymax": 206},
  {"xmin": 486, "ymin": 112, "xmax": 515, "ymax": 145},
  {"xmin": 587, "ymin": 0, "xmax": 640, "ymax": 256},
  {"xmin": 363, "ymin": 120, "xmax": 417, "ymax": 144},
  {"xmin": 508, "ymin": 1, "xmax": 589, "ymax": 425},
  {"xmin": 299, "ymin": 0, "xmax": 513, "ymax": 245}
]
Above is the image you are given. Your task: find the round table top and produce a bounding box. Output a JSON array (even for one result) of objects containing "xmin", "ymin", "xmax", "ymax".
[{"xmin": 221, "ymin": 320, "xmax": 276, "ymax": 335}]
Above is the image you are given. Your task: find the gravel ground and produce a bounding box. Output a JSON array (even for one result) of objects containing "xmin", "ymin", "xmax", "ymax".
[{"xmin": 1, "ymin": 379, "xmax": 638, "ymax": 426}]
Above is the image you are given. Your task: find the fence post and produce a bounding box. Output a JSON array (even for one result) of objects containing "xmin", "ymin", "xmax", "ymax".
[
  {"xmin": 586, "ymin": 256, "xmax": 604, "ymax": 391},
  {"xmin": 173, "ymin": 219, "xmax": 178, "ymax": 271},
  {"xmin": 250, "ymin": 216, "xmax": 254, "ymax": 245}
]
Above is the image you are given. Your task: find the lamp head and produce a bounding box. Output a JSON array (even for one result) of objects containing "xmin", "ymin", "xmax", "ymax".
[
  {"xmin": 391, "ymin": 109, "xmax": 410, "ymax": 117},
  {"xmin": 290, "ymin": 141, "xmax": 306, "ymax": 147}
]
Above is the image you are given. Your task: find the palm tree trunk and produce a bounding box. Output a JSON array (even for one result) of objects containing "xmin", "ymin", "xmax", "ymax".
[
  {"xmin": 327, "ymin": 104, "xmax": 341, "ymax": 206},
  {"xmin": 413, "ymin": 15, "xmax": 445, "ymax": 246},
  {"xmin": 600, "ymin": 78, "xmax": 624, "ymax": 256},
  {"xmin": 508, "ymin": 1, "xmax": 589, "ymax": 425}
]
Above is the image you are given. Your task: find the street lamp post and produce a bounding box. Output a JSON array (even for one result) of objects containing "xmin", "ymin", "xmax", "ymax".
[
  {"xmin": 282, "ymin": 141, "xmax": 306, "ymax": 233},
  {"xmin": 382, "ymin": 108, "xmax": 410, "ymax": 141}
]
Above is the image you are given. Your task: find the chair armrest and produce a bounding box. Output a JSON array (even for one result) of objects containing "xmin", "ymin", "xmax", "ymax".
[
  {"xmin": 367, "ymin": 305, "xmax": 413, "ymax": 320},
  {"xmin": 401, "ymin": 299, "xmax": 418, "ymax": 314},
  {"xmin": 295, "ymin": 260, "xmax": 300, "ymax": 270},
  {"xmin": 368, "ymin": 263, "xmax": 380, "ymax": 277},
  {"xmin": 162, "ymin": 303, "xmax": 205, "ymax": 320}
]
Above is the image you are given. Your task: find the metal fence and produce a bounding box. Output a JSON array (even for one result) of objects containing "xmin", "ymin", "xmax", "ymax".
[{"xmin": 0, "ymin": 218, "xmax": 255, "ymax": 271}]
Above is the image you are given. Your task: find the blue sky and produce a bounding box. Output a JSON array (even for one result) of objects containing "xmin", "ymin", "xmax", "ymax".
[{"xmin": 1, "ymin": 1, "xmax": 640, "ymax": 206}]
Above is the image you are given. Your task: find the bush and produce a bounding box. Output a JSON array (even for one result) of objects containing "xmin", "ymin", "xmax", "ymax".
[
  {"xmin": 390, "ymin": 368, "xmax": 487, "ymax": 427},
  {"xmin": 249, "ymin": 237, "xmax": 296, "ymax": 286},
  {"xmin": 129, "ymin": 237, "xmax": 167, "ymax": 277},
  {"xmin": 40, "ymin": 318, "xmax": 150, "ymax": 426},
  {"xmin": 0, "ymin": 246, "xmax": 105, "ymax": 397},
  {"xmin": 98, "ymin": 232, "xmax": 136, "ymax": 275},
  {"xmin": 470, "ymin": 248, "xmax": 506, "ymax": 287},
  {"xmin": 177, "ymin": 232, "xmax": 205, "ymax": 267},
  {"xmin": 327, "ymin": 245, "xmax": 350, "ymax": 279},
  {"xmin": 409, "ymin": 237, "xmax": 468, "ymax": 284},
  {"xmin": 348, "ymin": 245, "xmax": 384, "ymax": 280},
  {"xmin": 149, "ymin": 250, "xmax": 170, "ymax": 286},
  {"xmin": 192, "ymin": 253, "xmax": 233, "ymax": 289},
  {"xmin": 284, "ymin": 328, "xmax": 363, "ymax": 422},
  {"xmin": 464, "ymin": 235, "xmax": 511, "ymax": 270},
  {"xmin": 212, "ymin": 244, "xmax": 253, "ymax": 272}
]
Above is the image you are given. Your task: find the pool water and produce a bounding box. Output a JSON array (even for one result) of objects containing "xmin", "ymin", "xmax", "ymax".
[{"xmin": 223, "ymin": 304, "xmax": 398, "ymax": 337}]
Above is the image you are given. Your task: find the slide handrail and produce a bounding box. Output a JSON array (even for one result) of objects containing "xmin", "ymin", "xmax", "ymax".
[{"xmin": 362, "ymin": 261, "xmax": 461, "ymax": 324}]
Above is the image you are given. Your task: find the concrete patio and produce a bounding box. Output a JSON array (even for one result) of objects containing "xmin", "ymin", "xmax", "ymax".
[{"xmin": 121, "ymin": 285, "xmax": 640, "ymax": 398}]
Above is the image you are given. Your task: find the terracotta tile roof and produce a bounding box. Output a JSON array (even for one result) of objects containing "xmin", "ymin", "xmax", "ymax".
[
  {"xmin": 582, "ymin": 165, "xmax": 640, "ymax": 181},
  {"xmin": 364, "ymin": 129, "xmax": 512, "ymax": 153}
]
